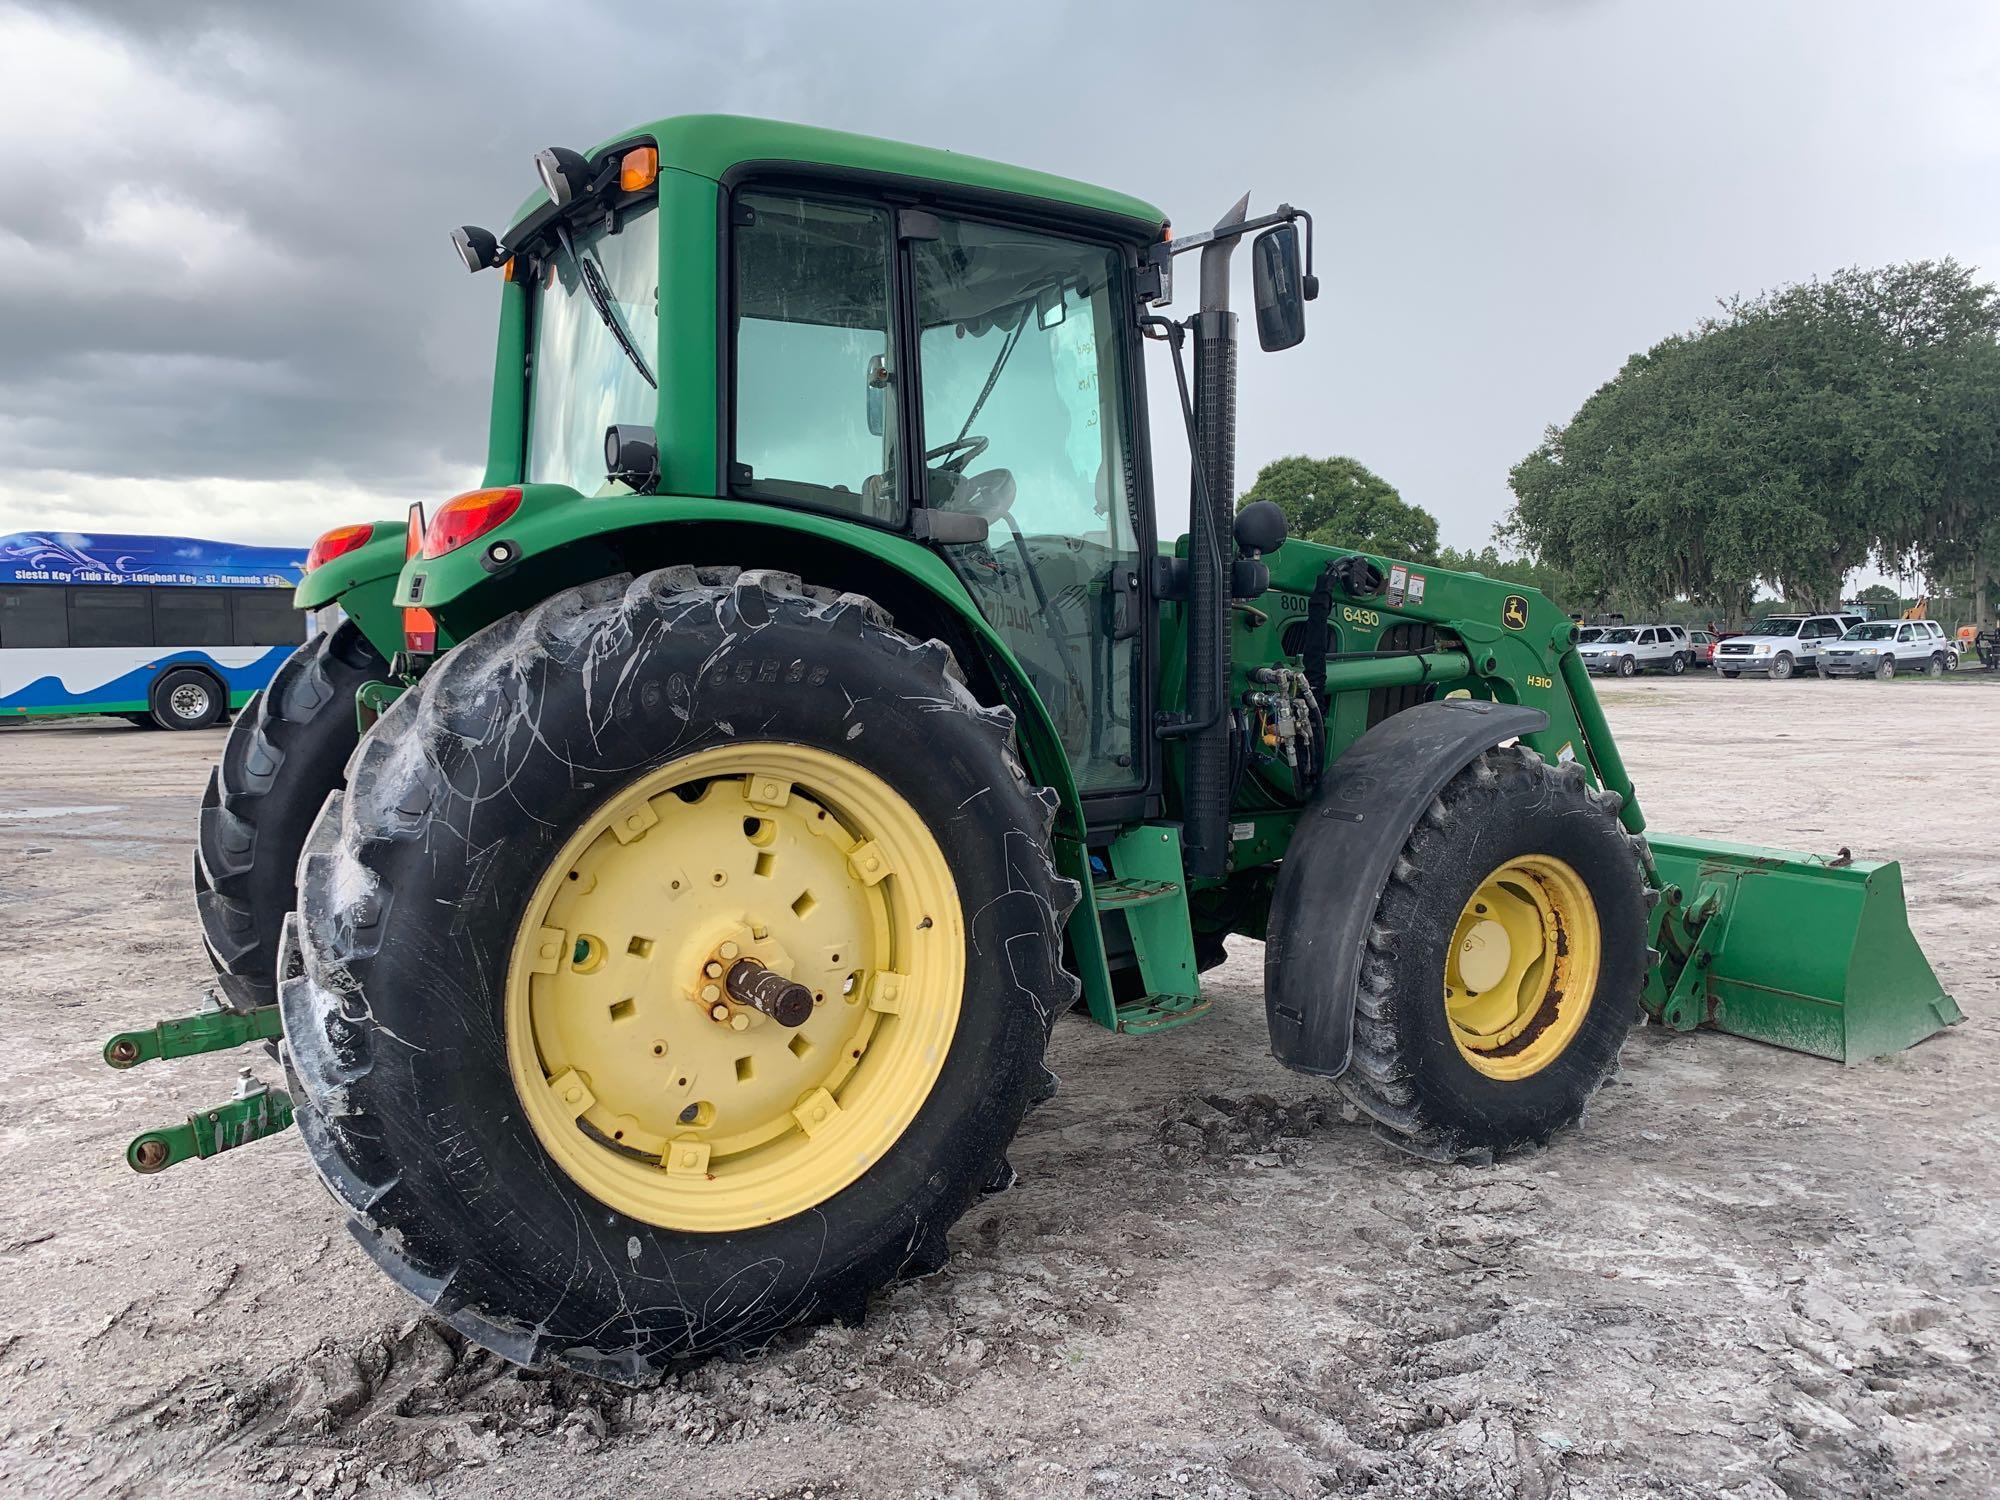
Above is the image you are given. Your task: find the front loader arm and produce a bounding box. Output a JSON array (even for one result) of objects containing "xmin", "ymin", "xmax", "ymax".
[{"xmin": 1225, "ymin": 539, "xmax": 1644, "ymax": 831}]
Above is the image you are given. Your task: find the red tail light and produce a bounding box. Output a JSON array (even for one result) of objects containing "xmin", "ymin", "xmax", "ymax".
[
  {"xmin": 304, "ymin": 523, "xmax": 373, "ymax": 573},
  {"xmin": 421, "ymin": 487, "xmax": 522, "ymax": 559}
]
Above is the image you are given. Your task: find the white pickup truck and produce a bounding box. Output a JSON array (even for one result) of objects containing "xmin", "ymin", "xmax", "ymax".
[
  {"xmin": 1714, "ymin": 614, "xmax": 1863, "ymax": 679},
  {"xmin": 1577, "ymin": 624, "xmax": 1692, "ymax": 676},
  {"xmin": 1817, "ymin": 619, "xmax": 1956, "ymax": 678}
]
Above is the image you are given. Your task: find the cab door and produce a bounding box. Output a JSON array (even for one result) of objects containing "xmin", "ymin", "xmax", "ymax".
[{"xmin": 907, "ymin": 215, "xmax": 1149, "ymax": 797}]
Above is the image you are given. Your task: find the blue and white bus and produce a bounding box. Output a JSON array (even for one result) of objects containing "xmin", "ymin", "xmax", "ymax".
[{"xmin": 0, "ymin": 531, "xmax": 306, "ymax": 729}]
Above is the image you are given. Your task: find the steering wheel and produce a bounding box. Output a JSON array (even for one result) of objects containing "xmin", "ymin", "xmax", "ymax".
[
  {"xmin": 943, "ymin": 468, "xmax": 1017, "ymax": 524},
  {"xmin": 924, "ymin": 434, "xmax": 989, "ymax": 474}
]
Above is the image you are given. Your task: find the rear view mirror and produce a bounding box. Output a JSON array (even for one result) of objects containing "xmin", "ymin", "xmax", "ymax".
[
  {"xmin": 866, "ymin": 352, "xmax": 890, "ymax": 437},
  {"xmin": 1251, "ymin": 223, "xmax": 1306, "ymax": 352}
]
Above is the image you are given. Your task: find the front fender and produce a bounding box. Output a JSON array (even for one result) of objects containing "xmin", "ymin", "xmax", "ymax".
[
  {"xmin": 1265, "ymin": 697, "xmax": 1550, "ymax": 1077},
  {"xmin": 395, "ymin": 489, "xmax": 1085, "ymax": 836},
  {"xmin": 293, "ymin": 521, "xmax": 404, "ymax": 663}
]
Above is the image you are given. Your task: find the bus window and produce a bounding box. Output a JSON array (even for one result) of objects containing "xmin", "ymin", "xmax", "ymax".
[
  {"xmin": 230, "ymin": 589, "xmax": 305, "ymax": 647},
  {"xmin": 155, "ymin": 587, "xmax": 231, "ymax": 646},
  {"xmin": 0, "ymin": 586, "xmax": 69, "ymax": 648},
  {"xmin": 68, "ymin": 587, "xmax": 154, "ymax": 648}
]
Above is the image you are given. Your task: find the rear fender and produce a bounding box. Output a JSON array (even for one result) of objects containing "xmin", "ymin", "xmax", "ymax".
[
  {"xmin": 1265, "ymin": 698, "xmax": 1549, "ymax": 1077},
  {"xmin": 394, "ymin": 490, "xmax": 1086, "ymax": 836},
  {"xmin": 293, "ymin": 522, "xmax": 405, "ymax": 664}
]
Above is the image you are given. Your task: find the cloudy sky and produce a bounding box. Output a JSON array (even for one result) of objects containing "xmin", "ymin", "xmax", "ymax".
[{"xmin": 4, "ymin": 0, "xmax": 1998, "ymax": 553}]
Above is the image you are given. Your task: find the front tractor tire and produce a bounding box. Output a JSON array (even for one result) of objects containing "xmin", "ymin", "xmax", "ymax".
[
  {"xmin": 196, "ymin": 622, "xmax": 387, "ymax": 1009},
  {"xmin": 1336, "ymin": 745, "xmax": 1649, "ymax": 1162},
  {"xmin": 283, "ymin": 568, "xmax": 1077, "ymax": 1380}
]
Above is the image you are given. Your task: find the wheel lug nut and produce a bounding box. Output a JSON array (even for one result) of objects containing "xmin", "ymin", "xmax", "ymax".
[
  {"xmin": 703, "ymin": 960, "xmax": 723, "ymax": 979},
  {"xmin": 700, "ymin": 983, "xmax": 721, "ymax": 1003},
  {"xmin": 709, "ymin": 1001, "xmax": 731, "ymax": 1022},
  {"xmin": 719, "ymin": 941, "xmax": 740, "ymax": 960}
]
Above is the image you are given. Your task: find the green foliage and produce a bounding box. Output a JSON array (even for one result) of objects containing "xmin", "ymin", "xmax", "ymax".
[
  {"xmin": 1241, "ymin": 455, "xmax": 1439, "ymax": 562},
  {"xmin": 1505, "ymin": 261, "xmax": 2000, "ymax": 621}
]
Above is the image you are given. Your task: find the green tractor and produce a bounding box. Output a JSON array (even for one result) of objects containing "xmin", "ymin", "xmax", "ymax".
[{"xmin": 111, "ymin": 116, "xmax": 1960, "ymax": 1382}]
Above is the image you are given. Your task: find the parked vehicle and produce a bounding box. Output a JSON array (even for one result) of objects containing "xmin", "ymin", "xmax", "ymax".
[
  {"xmin": 1578, "ymin": 623, "xmax": 1692, "ymax": 676},
  {"xmin": 1819, "ymin": 619, "xmax": 1956, "ymax": 679},
  {"xmin": 1714, "ymin": 614, "xmax": 1862, "ymax": 679},
  {"xmin": 1577, "ymin": 625, "xmax": 1607, "ymax": 645},
  {"xmin": 1687, "ymin": 629, "xmax": 1720, "ymax": 668},
  {"xmin": 0, "ymin": 532, "xmax": 306, "ymax": 728}
]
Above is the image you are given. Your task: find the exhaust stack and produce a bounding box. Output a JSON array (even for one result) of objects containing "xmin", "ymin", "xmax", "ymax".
[{"xmin": 1182, "ymin": 193, "xmax": 1249, "ymax": 880}]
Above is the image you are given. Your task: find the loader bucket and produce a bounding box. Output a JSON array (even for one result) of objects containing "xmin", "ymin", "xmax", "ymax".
[{"xmin": 1644, "ymin": 835, "xmax": 1963, "ymax": 1064}]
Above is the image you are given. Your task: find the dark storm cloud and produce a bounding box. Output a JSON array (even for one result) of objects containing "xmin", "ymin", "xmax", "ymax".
[{"xmin": 5, "ymin": 0, "xmax": 1998, "ymax": 546}]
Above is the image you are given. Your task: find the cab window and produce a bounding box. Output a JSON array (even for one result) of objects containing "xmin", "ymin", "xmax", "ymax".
[
  {"xmin": 911, "ymin": 216, "xmax": 1144, "ymax": 792},
  {"xmin": 732, "ymin": 193, "xmax": 902, "ymax": 523}
]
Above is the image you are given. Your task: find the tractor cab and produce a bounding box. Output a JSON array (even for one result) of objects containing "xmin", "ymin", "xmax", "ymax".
[{"xmin": 432, "ymin": 118, "xmax": 1313, "ymax": 839}]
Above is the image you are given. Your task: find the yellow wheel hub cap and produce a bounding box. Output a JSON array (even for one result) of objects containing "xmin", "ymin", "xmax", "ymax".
[
  {"xmin": 505, "ymin": 743, "xmax": 963, "ymax": 1232},
  {"xmin": 1442, "ymin": 854, "xmax": 1601, "ymax": 1081}
]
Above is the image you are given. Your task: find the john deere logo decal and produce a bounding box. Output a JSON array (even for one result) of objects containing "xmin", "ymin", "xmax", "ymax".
[{"xmin": 1502, "ymin": 594, "xmax": 1529, "ymax": 631}]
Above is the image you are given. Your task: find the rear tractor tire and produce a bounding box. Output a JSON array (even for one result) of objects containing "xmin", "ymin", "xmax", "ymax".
[
  {"xmin": 283, "ymin": 567, "xmax": 1078, "ymax": 1380},
  {"xmin": 196, "ymin": 622, "xmax": 387, "ymax": 1010},
  {"xmin": 1336, "ymin": 745, "xmax": 1649, "ymax": 1162}
]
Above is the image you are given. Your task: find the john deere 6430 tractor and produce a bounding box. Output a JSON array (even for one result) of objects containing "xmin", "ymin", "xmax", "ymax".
[{"xmin": 109, "ymin": 116, "xmax": 1960, "ymax": 1383}]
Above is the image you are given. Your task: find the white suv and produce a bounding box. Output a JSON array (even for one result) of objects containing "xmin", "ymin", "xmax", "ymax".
[
  {"xmin": 1818, "ymin": 619, "xmax": 1956, "ymax": 678},
  {"xmin": 1578, "ymin": 624, "xmax": 1692, "ymax": 676},
  {"xmin": 1714, "ymin": 614, "xmax": 1861, "ymax": 679}
]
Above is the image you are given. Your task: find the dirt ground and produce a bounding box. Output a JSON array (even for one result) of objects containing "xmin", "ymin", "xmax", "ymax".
[{"xmin": 1, "ymin": 672, "xmax": 1995, "ymax": 1499}]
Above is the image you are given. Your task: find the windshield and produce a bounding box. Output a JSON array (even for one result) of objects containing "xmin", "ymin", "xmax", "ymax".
[
  {"xmin": 527, "ymin": 202, "xmax": 660, "ymax": 494},
  {"xmin": 1754, "ymin": 618, "xmax": 1804, "ymax": 637},
  {"xmin": 1598, "ymin": 628, "xmax": 1637, "ymax": 643},
  {"xmin": 1844, "ymin": 622, "xmax": 1897, "ymax": 641}
]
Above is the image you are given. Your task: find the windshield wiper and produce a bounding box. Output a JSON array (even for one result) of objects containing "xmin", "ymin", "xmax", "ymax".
[{"xmin": 555, "ymin": 222, "xmax": 655, "ymax": 389}]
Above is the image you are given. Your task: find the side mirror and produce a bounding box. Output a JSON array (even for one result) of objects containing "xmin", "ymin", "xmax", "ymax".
[
  {"xmin": 1251, "ymin": 224, "xmax": 1307, "ymax": 352},
  {"xmin": 865, "ymin": 353, "xmax": 889, "ymax": 438}
]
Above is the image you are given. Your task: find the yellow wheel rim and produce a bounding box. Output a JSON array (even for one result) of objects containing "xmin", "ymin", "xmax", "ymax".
[
  {"xmin": 505, "ymin": 743, "xmax": 963, "ymax": 1232},
  {"xmin": 1442, "ymin": 854, "xmax": 1600, "ymax": 1081}
]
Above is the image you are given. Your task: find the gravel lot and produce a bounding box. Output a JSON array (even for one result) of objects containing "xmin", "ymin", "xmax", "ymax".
[{"xmin": 1, "ymin": 673, "xmax": 1995, "ymax": 1499}]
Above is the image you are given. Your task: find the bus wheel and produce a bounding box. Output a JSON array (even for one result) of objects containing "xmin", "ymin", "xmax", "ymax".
[{"xmin": 150, "ymin": 668, "xmax": 224, "ymax": 730}]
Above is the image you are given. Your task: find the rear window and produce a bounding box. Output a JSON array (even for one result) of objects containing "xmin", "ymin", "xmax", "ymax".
[{"xmin": 230, "ymin": 589, "xmax": 304, "ymax": 647}]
